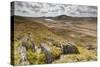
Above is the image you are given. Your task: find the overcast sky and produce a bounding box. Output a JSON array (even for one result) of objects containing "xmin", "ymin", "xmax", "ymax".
[{"xmin": 13, "ymin": 1, "xmax": 97, "ymax": 17}]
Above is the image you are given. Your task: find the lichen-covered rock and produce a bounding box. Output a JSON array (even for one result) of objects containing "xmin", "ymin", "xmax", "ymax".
[
  {"xmin": 18, "ymin": 45, "xmax": 30, "ymax": 65},
  {"xmin": 62, "ymin": 42, "xmax": 80, "ymax": 54},
  {"xmin": 53, "ymin": 40, "xmax": 80, "ymax": 54},
  {"xmin": 40, "ymin": 43, "xmax": 54, "ymax": 63}
]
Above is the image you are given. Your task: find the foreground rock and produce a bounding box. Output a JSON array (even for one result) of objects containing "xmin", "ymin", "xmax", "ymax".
[
  {"xmin": 59, "ymin": 41, "xmax": 80, "ymax": 54},
  {"xmin": 40, "ymin": 43, "xmax": 54, "ymax": 63},
  {"xmin": 18, "ymin": 45, "xmax": 29, "ymax": 65},
  {"xmin": 18, "ymin": 34, "xmax": 80, "ymax": 64},
  {"xmin": 62, "ymin": 43, "xmax": 80, "ymax": 54}
]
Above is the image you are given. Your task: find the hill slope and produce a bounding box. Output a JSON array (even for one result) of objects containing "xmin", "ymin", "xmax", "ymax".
[{"xmin": 11, "ymin": 16, "xmax": 97, "ymax": 65}]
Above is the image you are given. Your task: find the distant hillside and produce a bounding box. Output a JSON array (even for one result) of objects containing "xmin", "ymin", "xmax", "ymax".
[
  {"xmin": 53, "ymin": 15, "xmax": 97, "ymax": 21},
  {"xmin": 14, "ymin": 15, "xmax": 97, "ymax": 21}
]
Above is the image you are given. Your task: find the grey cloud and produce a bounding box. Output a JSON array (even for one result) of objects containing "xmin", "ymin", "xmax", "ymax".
[
  {"xmin": 14, "ymin": 1, "xmax": 97, "ymax": 17},
  {"xmin": 41, "ymin": 11, "xmax": 48, "ymax": 14},
  {"xmin": 88, "ymin": 6, "xmax": 97, "ymax": 10},
  {"xmin": 60, "ymin": 6, "xmax": 65, "ymax": 11},
  {"xmin": 48, "ymin": 3, "xmax": 57, "ymax": 7},
  {"xmin": 22, "ymin": 10, "xmax": 29, "ymax": 14},
  {"xmin": 48, "ymin": 9, "xmax": 59, "ymax": 12},
  {"xmin": 31, "ymin": 5, "xmax": 41, "ymax": 9},
  {"xmin": 16, "ymin": 1, "xmax": 24, "ymax": 8}
]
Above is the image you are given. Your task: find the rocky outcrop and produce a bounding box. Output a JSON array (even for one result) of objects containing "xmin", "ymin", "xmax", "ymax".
[
  {"xmin": 21, "ymin": 34, "xmax": 36, "ymax": 51},
  {"xmin": 40, "ymin": 43, "xmax": 54, "ymax": 64},
  {"xmin": 18, "ymin": 34, "xmax": 80, "ymax": 64},
  {"xmin": 59, "ymin": 41, "xmax": 80, "ymax": 54},
  {"xmin": 18, "ymin": 45, "xmax": 29, "ymax": 65},
  {"xmin": 62, "ymin": 43, "xmax": 80, "ymax": 54}
]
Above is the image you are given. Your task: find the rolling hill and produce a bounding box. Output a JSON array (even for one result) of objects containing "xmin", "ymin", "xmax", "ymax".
[{"xmin": 11, "ymin": 15, "xmax": 97, "ymax": 65}]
